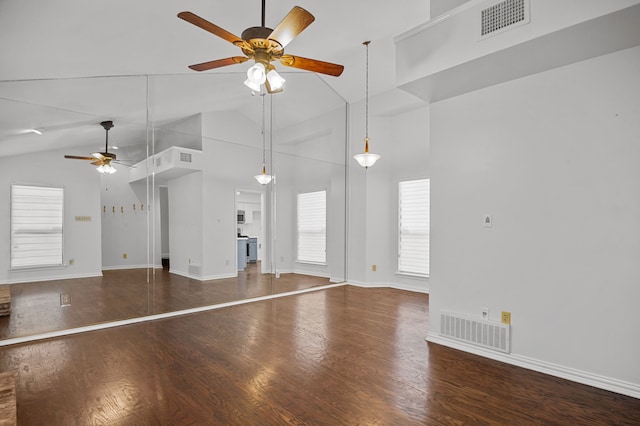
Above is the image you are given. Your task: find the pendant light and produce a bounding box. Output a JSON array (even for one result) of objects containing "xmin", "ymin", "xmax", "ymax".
[
  {"xmin": 254, "ymin": 90, "xmax": 273, "ymax": 185},
  {"xmin": 353, "ymin": 40, "xmax": 381, "ymax": 169}
]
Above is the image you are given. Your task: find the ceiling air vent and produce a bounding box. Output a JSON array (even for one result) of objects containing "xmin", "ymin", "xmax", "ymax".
[
  {"xmin": 480, "ymin": 0, "xmax": 529, "ymax": 39},
  {"xmin": 179, "ymin": 152, "xmax": 192, "ymax": 163}
]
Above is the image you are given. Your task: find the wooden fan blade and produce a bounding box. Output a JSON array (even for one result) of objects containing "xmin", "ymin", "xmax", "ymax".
[
  {"xmin": 188, "ymin": 56, "xmax": 248, "ymax": 72},
  {"xmin": 268, "ymin": 6, "xmax": 315, "ymax": 49},
  {"xmin": 64, "ymin": 155, "xmax": 95, "ymax": 161},
  {"xmin": 178, "ymin": 11, "xmax": 246, "ymax": 47},
  {"xmin": 280, "ymin": 55, "xmax": 344, "ymax": 76},
  {"xmin": 91, "ymin": 160, "xmax": 103, "ymax": 166}
]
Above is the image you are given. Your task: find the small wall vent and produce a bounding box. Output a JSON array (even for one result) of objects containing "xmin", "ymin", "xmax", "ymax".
[
  {"xmin": 155, "ymin": 157, "xmax": 162, "ymax": 167},
  {"xmin": 480, "ymin": 0, "xmax": 529, "ymax": 39},
  {"xmin": 188, "ymin": 264, "xmax": 201, "ymax": 277},
  {"xmin": 440, "ymin": 311, "xmax": 510, "ymax": 353},
  {"xmin": 180, "ymin": 152, "xmax": 192, "ymax": 163}
]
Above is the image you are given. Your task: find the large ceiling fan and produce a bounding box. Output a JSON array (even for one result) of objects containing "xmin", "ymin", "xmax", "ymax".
[
  {"xmin": 178, "ymin": 1, "xmax": 344, "ymax": 93},
  {"xmin": 64, "ymin": 121, "xmax": 122, "ymax": 174}
]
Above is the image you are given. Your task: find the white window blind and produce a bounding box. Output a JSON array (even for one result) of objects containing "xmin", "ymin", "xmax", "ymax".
[
  {"xmin": 11, "ymin": 185, "xmax": 64, "ymax": 269},
  {"xmin": 297, "ymin": 190, "xmax": 326, "ymax": 264},
  {"xmin": 399, "ymin": 179, "xmax": 430, "ymax": 276}
]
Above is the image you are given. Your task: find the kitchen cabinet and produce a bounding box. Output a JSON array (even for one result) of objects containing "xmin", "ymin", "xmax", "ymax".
[
  {"xmin": 248, "ymin": 237, "xmax": 258, "ymax": 262},
  {"xmin": 237, "ymin": 238, "xmax": 248, "ymax": 271}
]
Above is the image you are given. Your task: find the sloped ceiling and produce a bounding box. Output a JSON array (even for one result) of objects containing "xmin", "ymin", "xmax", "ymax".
[{"xmin": 0, "ymin": 0, "xmax": 430, "ymax": 158}]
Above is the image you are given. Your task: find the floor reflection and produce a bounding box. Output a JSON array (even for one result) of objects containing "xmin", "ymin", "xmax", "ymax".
[{"xmin": 0, "ymin": 262, "xmax": 330, "ymax": 340}]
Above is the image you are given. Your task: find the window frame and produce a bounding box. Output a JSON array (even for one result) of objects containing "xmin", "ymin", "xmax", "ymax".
[
  {"xmin": 397, "ymin": 178, "xmax": 430, "ymax": 278},
  {"xmin": 10, "ymin": 184, "xmax": 65, "ymax": 270},
  {"xmin": 296, "ymin": 189, "xmax": 327, "ymax": 265}
]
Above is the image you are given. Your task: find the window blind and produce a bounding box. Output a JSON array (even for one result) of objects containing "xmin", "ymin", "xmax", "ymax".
[
  {"xmin": 297, "ymin": 190, "xmax": 326, "ymax": 264},
  {"xmin": 398, "ymin": 179, "xmax": 430, "ymax": 276},
  {"xmin": 11, "ymin": 185, "xmax": 64, "ymax": 269}
]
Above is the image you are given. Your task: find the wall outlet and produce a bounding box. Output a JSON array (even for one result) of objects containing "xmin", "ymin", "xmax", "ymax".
[
  {"xmin": 481, "ymin": 307, "xmax": 489, "ymax": 320},
  {"xmin": 225, "ymin": 260, "xmax": 230, "ymax": 266},
  {"xmin": 501, "ymin": 311, "xmax": 511, "ymax": 325},
  {"xmin": 483, "ymin": 214, "xmax": 493, "ymax": 228},
  {"xmin": 60, "ymin": 293, "xmax": 71, "ymax": 307},
  {"xmin": 122, "ymin": 253, "xmax": 127, "ymax": 259},
  {"xmin": 372, "ymin": 264, "xmax": 377, "ymax": 272}
]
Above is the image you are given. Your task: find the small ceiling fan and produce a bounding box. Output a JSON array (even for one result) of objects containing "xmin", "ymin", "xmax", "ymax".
[
  {"xmin": 64, "ymin": 121, "xmax": 122, "ymax": 174},
  {"xmin": 178, "ymin": 1, "xmax": 344, "ymax": 93}
]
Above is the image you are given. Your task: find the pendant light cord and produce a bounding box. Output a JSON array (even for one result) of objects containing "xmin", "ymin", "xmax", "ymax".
[
  {"xmin": 261, "ymin": 89, "xmax": 266, "ymax": 166},
  {"xmin": 364, "ymin": 41, "xmax": 370, "ymax": 140}
]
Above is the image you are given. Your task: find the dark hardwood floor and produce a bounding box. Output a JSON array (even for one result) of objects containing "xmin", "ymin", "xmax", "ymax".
[
  {"xmin": 0, "ymin": 263, "xmax": 329, "ymax": 340},
  {"xmin": 0, "ymin": 286, "xmax": 638, "ymax": 425}
]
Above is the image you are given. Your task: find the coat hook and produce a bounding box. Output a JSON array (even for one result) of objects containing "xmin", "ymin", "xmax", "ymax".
[
  {"xmin": 121, "ymin": 206, "xmax": 124, "ymax": 213},
  {"xmin": 103, "ymin": 206, "xmax": 106, "ymax": 213},
  {"xmin": 112, "ymin": 206, "xmax": 115, "ymax": 213},
  {"xmin": 133, "ymin": 204, "xmax": 136, "ymax": 211},
  {"xmin": 141, "ymin": 204, "xmax": 144, "ymax": 210}
]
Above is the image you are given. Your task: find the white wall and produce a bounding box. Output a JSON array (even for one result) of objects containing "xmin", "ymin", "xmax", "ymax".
[
  {"xmin": 168, "ymin": 171, "xmax": 203, "ymax": 278},
  {"xmin": 347, "ymin": 100, "xmax": 430, "ymax": 292},
  {"xmin": 429, "ymin": 46, "xmax": 640, "ymax": 395},
  {"xmin": 101, "ymin": 169, "xmax": 158, "ymax": 269},
  {"xmin": 198, "ymin": 105, "xmax": 348, "ymax": 282},
  {"xmin": 0, "ymin": 149, "xmax": 102, "ymax": 283}
]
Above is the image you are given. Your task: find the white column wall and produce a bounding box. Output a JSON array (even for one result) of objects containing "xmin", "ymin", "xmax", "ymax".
[
  {"xmin": 347, "ymin": 100, "xmax": 430, "ymax": 292},
  {"xmin": 429, "ymin": 46, "xmax": 640, "ymax": 391}
]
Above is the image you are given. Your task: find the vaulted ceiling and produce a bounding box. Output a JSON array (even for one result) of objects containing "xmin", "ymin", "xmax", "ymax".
[{"xmin": 0, "ymin": 0, "xmax": 431, "ymax": 158}]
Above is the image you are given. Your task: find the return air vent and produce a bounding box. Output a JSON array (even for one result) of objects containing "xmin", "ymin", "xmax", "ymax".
[
  {"xmin": 480, "ymin": 0, "xmax": 529, "ymax": 39},
  {"xmin": 188, "ymin": 264, "xmax": 201, "ymax": 277},
  {"xmin": 179, "ymin": 152, "xmax": 192, "ymax": 163},
  {"xmin": 440, "ymin": 311, "xmax": 510, "ymax": 353}
]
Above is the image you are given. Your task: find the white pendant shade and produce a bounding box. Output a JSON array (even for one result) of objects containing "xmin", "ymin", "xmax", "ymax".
[
  {"xmin": 266, "ymin": 69, "xmax": 286, "ymax": 91},
  {"xmin": 97, "ymin": 163, "xmax": 116, "ymax": 174},
  {"xmin": 244, "ymin": 78, "xmax": 261, "ymax": 92},
  {"xmin": 246, "ymin": 63, "xmax": 266, "ymax": 84},
  {"xmin": 353, "ymin": 152, "xmax": 381, "ymax": 169},
  {"xmin": 254, "ymin": 172, "xmax": 273, "ymax": 185}
]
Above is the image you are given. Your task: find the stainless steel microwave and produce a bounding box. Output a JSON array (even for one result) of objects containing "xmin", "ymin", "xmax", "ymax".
[{"xmin": 237, "ymin": 210, "xmax": 245, "ymax": 224}]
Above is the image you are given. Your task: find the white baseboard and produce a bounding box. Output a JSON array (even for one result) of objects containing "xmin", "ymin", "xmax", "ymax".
[
  {"xmin": 292, "ymin": 269, "xmax": 330, "ymax": 279},
  {"xmin": 4, "ymin": 271, "xmax": 103, "ymax": 285},
  {"xmin": 426, "ymin": 332, "xmax": 640, "ymax": 400},
  {"xmin": 346, "ymin": 280, "xmax": 429, "ymax": 294},
  {"xmin": 170, "ymin": 269, "xmax": 237, "ymax": 281},
  {"xmin": 199, "ymin": 272, "xmax": 238, "ymax": 281},
  {"xmin": 102, "ymin": 264, "xmax": 161, "ymax": 271}
]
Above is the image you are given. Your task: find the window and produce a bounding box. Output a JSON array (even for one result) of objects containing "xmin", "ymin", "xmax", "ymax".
[
  {"xmin": 11, "ymin": 185, "xmax": 64, "ymax": 269},
  {"xmin": 297, "ymin": 190, "xmax": 326, "ymax": 264},
  {"xmin": 398, "ymin": 179, "xmax": 430, "ymax": 276}
]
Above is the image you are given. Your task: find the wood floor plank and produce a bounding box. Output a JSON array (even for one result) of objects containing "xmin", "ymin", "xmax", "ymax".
[
  {"xmin": 0, "ymin": 286, "xmax": 638, "ymax": 425},
  {"xmin": 0, "ymin": 264, "xmax": 329, "ymax": 340}
]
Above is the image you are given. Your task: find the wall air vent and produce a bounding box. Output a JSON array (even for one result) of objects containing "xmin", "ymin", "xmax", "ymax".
[
  {"xmin": 480, "ymin": 0, "xmax": 529, "ymax": 39},
  {"xmin": 155, "ymin": 157, "xmax": 162, "ymax": 167},
  {"xmin": 179, "ymin": 152, "xmax": 192, "ymax": 163},
  {"xmin": 440, "ymin": 311, "xmax": 510, "ymax": 353}
]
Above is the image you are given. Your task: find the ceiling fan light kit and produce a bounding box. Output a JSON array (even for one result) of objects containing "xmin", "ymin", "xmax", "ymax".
[
  {"xmin": 354, "ymin": 41, "xmax": 380, "ymax": 170},
  {"xmin": 178, "ymin": 2, "xmax": 344, "ymax": 94},
  {"xmin": 64, "ymin": 120, "xmax": 120, "ymax": 174}
]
